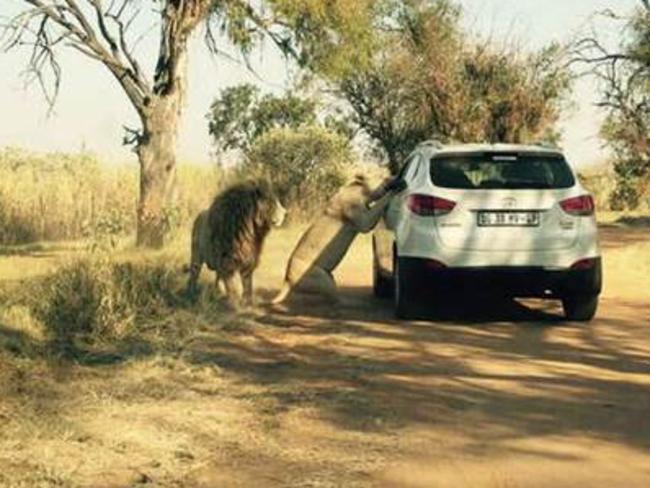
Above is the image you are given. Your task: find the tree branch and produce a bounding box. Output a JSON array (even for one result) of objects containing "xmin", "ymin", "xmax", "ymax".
[
  {"xmin": 5, "ymin": 0, "xmax": 151, "ymax": 116},
  {"xmin": 105, "ymin": 8, "xmax": 145, "ymax": 86},
  {"xmin": 89, "ymin": 0, "xmax": 119, "ymax": 56}
]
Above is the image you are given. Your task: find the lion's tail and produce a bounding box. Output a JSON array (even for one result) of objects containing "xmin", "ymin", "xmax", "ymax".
[{"xmin": 270, "ymin": 282, "xmax": 291, "ymax": 304}]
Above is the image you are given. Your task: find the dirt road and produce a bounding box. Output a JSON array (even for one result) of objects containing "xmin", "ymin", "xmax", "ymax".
[
  {"xmin": 1, "ymin": 222, "xmax": 649, "ymax": 487},
  {"xmin": 235, "ymin": 222, "xmax": 650, "ymax": 487}
]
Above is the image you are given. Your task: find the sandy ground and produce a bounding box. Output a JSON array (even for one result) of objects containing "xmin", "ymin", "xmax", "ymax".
[{"xmin": 1, "ymin": 220, "xmax": 649, "ymax": 487}]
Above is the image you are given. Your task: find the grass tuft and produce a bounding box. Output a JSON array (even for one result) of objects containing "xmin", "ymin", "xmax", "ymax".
[{"xmin": 22, "ymin": 255, "xmax": 188, "ymax": 354}]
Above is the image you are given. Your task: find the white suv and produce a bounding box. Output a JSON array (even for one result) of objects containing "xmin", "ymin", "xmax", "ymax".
[{"xmin": 373, "ymin": 142, "xmax": 602, "ymax": 321}]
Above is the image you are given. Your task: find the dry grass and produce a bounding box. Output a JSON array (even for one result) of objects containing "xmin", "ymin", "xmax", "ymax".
[
  {"xmin": 0, "ymin": 147, "xmax": 225, "ymax": 246},
  {"xmin": 0, "ymin": 151, "xmax": 649, "ymax": 487},
  {"xmin": 0, "ymin": 147, "xmax": 375, "ymax": 247},
  {"xmin": 1, "ymin": 220, "xmax": 649, "ymax": 486},
  {"xmin": 602, "ymin": 241, "xmax": 650, "ymax": 301},
  {"xmin": 579, "ymin": 168, "xmax": 615, "ymax": 211}
]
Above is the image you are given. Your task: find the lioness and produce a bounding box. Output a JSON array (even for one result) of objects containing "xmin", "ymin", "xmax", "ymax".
[{"xmin": 272, "ymin": 174, "xmax": 404, "ymax": 303}]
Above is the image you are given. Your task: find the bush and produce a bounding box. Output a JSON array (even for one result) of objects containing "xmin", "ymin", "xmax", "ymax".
[
  {"xmin": 0, "ymin": 192, "xmax": 39, "ymax": 244},
  {"xmin": 610, "ymin": 181, "xmax": 641, "ymax": 211},
  {"xmin": 578, "ymin": 170, "xmax": 614, "ymax": 211},
  {"xmin": 579, "ymin": 166, "xmax": 650, "ymax": 212},
  {"xmin": 244, "ymin": 125, "xmax": 351, "ymax": 215},
  {"xmin": 34, "ymin": 257, "xmax": 184, "ymax": 347}
]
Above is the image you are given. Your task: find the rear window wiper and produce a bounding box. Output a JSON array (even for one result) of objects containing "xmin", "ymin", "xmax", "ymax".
[{"xmin": 501, "ymin": 181, "xmax": 553, "ymax": 189}]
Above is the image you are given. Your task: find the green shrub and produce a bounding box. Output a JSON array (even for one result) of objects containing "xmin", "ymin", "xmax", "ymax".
[
  {"xmin": 610, "ymin": 181, "xmax": 641, "ymax": 211},
  {"xmin": 244, "ymin": 125, "xmax": 350, "ymax": 216}
]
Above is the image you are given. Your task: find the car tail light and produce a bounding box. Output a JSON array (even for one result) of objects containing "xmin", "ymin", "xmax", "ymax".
[
  {"xmin": 560, "ymin": 195, "xmax": 595, "ymax": 216},
  {"xmin": 571, "ymin": 258, "xmax": 597, "ymax": 270},
  {"xmin": 424, "ymin": 259, "xmax": 447, "ymax": 269},
  {"xmin": 407, "ymin": 194, "xmax": 456, "ymax": 216}
]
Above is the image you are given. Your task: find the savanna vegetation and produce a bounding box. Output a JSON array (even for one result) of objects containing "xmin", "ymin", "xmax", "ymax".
[
  {"xmin": 3, "ymin": 0, "xmax": 379, "ymax": 247},
  {"xmin": 323, "ymin": 0, "xmax": 571, "ymax": 172},
  {"xmin": 0, "ymin": 147, "xmax": 224, "ymax": 247},
  {"xmin": 2, "ymin": 0, "xmax": 581, "ymax": 247},
  {"xmin": 576, "ymin": 0, "xmax": 650, "ymax": 210},
  {"xmin": 207, "ymin": 86, "xmax": 355, "ymax": 214},
  {"xmin": 1, "ymin": 0, "xmax": 650, "ymax": 486}
]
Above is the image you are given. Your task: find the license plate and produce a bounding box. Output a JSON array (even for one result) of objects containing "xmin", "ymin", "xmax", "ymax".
[{"xmin": 477, "ymin": 211, "xmax": 540, "ymax": 227}]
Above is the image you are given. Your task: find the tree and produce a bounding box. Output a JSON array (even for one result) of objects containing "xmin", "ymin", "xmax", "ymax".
[
  {"xmin": 207, "ymin": 83, "xmax": 356, "ymax": 154},
  {"xmin": 208, "ymin": 84, "xmax": 317, "ymax": 153},
  {"xmin": 2, "ymin": 0, "xmax": 378, "ymax": 247},
  {"xmin": 206, "ymin": 83, "xmax": 356, "ymax": 212},
  {"xmin": 323, "ymin": 0, "xmax": 571, "ymax": 173},
  {"xmin": 575, "ymin": 1, "xmax": 650, "ymax": 209}
]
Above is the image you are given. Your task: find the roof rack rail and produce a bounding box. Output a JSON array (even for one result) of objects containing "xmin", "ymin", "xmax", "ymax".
[
  {"xmin": 534, "ymin": 141, "xmax": 559, "ymax": 149},
  {"xmin": 417, "ymin": 139, "xmax": 444, "ymax": 149}
]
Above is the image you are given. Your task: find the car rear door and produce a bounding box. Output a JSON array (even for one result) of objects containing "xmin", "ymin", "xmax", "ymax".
[{"xmin": 429, "ymin": 152, "xmax": 581, "ymax": 252}]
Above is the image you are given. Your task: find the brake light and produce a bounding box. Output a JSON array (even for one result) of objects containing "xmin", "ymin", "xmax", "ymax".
[
  {"xmin": 571, "ymin": 258, "xmax": 597, "ymax": 270},
  {"xmin": 408, "ymin": 194, "xmax": 456, "ymax": 216},
  {"xmin": 425, "ymin": 259, "xmax": 447, "ymax": 269},
  {"xmin": 560, "ymin": 195, "xmax": 595, "ymax": 216}
]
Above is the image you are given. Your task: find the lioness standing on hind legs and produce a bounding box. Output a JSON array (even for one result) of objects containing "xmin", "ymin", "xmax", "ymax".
[{"xmin": 272, "ymin": 174, "xmax": 405, "ymax": 304}]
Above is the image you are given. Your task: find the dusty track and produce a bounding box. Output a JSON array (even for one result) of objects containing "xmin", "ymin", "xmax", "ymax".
[
  {"xmin": 1, "ymin": 222, "xmax": 649, "ymax": 487},
  {"xmin": 239, "ymin": 223, "xmax": 650, "ymax": 487}
]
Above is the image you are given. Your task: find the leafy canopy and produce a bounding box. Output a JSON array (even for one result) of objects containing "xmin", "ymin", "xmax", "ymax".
[
  {"xmin": 312, "ymin": 0, "xmax": 571, "ymax": 172},
  {"xmin": 212, "ymin": 0, "xmax": 379, "ymax": 77},
  {"xmin": 208, "ymin": 84, "xmax": 318, "ymax": 153}
]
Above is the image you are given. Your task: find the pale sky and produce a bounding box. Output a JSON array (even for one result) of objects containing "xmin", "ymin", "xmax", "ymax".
[{"xmin": 0, "ymin": 0, "xmax": 638, "ymax": 167}]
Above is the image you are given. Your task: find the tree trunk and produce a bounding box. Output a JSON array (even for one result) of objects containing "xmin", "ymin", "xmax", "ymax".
[
  {"xmin": 385, "ymin": 144, "xmax": 402, "ymax": 176},
  {"xmin": 133, "ymin": 0, "xmax": 207, "ymax": 248},
  {"xmin": 135, "ymin": 95, "xmax": 181, "ymax": 248},
  {"xmin": 387, "ymin": 153, "xmax": 401, "ymax": 176}
]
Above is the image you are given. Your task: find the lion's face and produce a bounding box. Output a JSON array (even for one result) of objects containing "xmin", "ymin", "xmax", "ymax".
[
  {"xmin": 254, "ymin": 193, "xmax": 287, "ymax": 229},
  {"xmin": 347, "ymin": 174, "xmax": 373, "ymax": 199},
  {"xmin": 336, "ymin": 180, "xmax": 370, "ymax": 208},
  {"xmin": 271, "ymin": 199, "xmax": 287, "ymax": 227}
]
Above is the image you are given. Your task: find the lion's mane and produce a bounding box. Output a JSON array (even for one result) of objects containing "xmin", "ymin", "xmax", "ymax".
[{"xmin": 206, "ymin": 180, "xmax": 278, "ymax": 278}]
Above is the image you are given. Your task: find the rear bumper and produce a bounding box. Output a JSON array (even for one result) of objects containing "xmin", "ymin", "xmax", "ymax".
[{"xmin": 398, "ymin": 257, "xmax": 602, "ymax": 298}]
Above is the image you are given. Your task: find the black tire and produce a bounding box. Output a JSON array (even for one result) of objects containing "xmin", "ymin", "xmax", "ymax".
[
  {"xmin": 372, "ymin": 238, "xmax": 393, "ymax": 298},
  {"xmin": 562, "ymin": 294, "xmax": 599, "ymax": 322},
  {"xmin": 394, "ymin": 255, "xmax": 417, "ymax": 319}
]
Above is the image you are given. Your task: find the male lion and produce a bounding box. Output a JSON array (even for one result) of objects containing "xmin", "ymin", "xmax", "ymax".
[
  {"xmin": 272, "ymin": 174, "xmax": 404, "ymax": 304},
  {"xmin": 186, "ymin": 180, "xmax": 286, "ymax": 306}
]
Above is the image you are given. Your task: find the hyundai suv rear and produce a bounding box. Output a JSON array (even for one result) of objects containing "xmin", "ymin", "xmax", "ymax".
[{"xmin": 373, "ymin": 142, "xmax": 602, "ymax": 321}]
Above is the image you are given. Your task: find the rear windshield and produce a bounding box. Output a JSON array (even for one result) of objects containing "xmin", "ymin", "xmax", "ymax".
[{"xmin": 430, "ymin": 153, "xmax": 575, "ymax": 190}]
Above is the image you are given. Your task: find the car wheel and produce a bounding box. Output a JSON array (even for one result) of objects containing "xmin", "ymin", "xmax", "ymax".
[
  {"xmin": 562, "ymin": 294, "xmax": 599, "ymax": 322},
  {"xmin": 394, "ymin": 255, "xmax": 416, "ymax": 319},
  {"xmin": 373, "ymin": 238, "xmax": 393, "ymax": 298}
]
